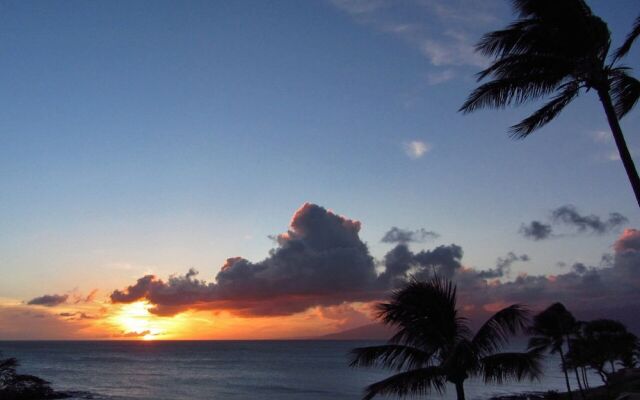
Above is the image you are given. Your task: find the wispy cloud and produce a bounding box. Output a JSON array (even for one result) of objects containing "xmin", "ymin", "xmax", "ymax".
[
  {"xmin": 520, "ymin": 205, "xmax": 628, "ymax": 240},
  {"xmin": 330, "ymin": 0, "xmax": 502, "ymax": 81},
  {"xmin": 589, "ymin": 130, "xmax": 636, "ymax": 163},
  {"xmin": 403, "ymin": 140, "xmax": 431, "ymax": 159},
  {"xmin": 591, "ymin": 130, "xmax": 611, "ymax": 144},
  {"xmin": 427, "ymin": 69, "xmax": 455, "ymax": 85}
]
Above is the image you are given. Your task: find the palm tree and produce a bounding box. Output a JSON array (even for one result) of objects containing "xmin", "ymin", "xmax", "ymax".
[
  {"xmin": 528, "ymin": 303, "xmax": 579, "ymax": 400},
  {"xmin": 460, "ymin": 0, "xmax": 640, "ymax": 207},
  {"xmin": 350, "ymin": 276, "xmax": 541, "ymax": 400}
]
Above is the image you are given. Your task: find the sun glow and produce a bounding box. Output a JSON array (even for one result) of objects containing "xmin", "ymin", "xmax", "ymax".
[{"xmin": 111, "ymin": 301, "xmax": 166, "ymax": 340}]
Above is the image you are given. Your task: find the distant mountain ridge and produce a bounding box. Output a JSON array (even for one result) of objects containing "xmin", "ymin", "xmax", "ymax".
[
  {"xmin": 317, "ymin": 323, "xmax": 395, "ymax": 340},
  {"xmin": 314, "ymin": 305, "xmax": 640, "ymax": 341}
]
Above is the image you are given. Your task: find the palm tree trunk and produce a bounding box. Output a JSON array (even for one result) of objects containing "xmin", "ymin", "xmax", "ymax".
[
  {"xmin": 582, "ymin": 367, "xmax": 590, "ymax": 389},
  {"xmin": 598, "ymin": 89, "xmax": 640, "ymax": 208},
  {"xmin": 559, "ymin": 348, "xmax": 574, "ymax": 400},
  {"xmin": 565, "ymin": 334, "xmax": 585, "ymax": 400},
  {"xmin": 574, "ymin": 367, "xmax": 586, "ymax": 400},
  {"xmin": 609, "ymin": 360, "xmax": 616, "ymax": 373},
  {"xmin": 455, "ymin": 381, "xmax": 466, "ymax": 400}
]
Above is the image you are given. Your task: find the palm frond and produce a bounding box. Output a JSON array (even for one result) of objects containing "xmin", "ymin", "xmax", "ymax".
[
  {"xmin": 613, "ymin": 15, "xmax": 640, "ymax": 61},
  {"xmin": 480, "ymin": 350, "xmax": 543, "ymax": 384},
  {"xmin": 441, "ymin": 339, "xmax": 479, "ymax": 374},
  {"xmin": 476, "ymin": 18, "xmax": 545, "ymax": 58},
  {"xmin": 512, "ymin": 0, "xmax": 592, "ymax": 19},
  {"xmin": 361, "ymin": 367, "xmax": 447, "ymax": 400},
  {"xmin": 527, "ymin": 335, "xmax": 553, "ymax": 353},
  {"xmin": 460, "ymin": 76, "xmax": 567, "ymax": 114},
  {"xmin": 349, "ymin": 344, "xmax": 433, "ymax": 371},
  {"xmin": 476, "ymin": 54, "xmax": 571, "ymax": 81},
  {"xmin": 509, "ymin": 81, "xmax": 580, "ymax": 138},
  {"xmin": 472, "ymin": 304, "xmax": 530, "ymax": 357},
  {"xmin": 610, "ymin": 69, "xmax": 640, "ymax": 118},
  {"xmin": 377, "ymin": 276, "xmax": 470, "ymax": 349}
]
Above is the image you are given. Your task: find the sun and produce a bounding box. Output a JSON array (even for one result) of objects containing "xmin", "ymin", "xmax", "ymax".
[{"xmin": 111, "ymin": 301, "xmax": 165, "ymax": 340}]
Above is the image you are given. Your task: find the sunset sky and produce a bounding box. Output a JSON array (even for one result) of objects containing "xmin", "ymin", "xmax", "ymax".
[{"xmin": 1, "ymin": 0, "xmax": 639, "ymax": 340}]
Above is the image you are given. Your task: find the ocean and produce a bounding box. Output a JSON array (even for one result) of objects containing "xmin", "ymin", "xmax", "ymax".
[{"xmin": 0, "ymin": 341, "xmax": 597, "ymax": 400}]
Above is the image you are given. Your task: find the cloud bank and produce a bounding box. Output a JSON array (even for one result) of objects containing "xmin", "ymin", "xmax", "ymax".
[{"xmin": 110, "ymin": 204, "xmax": 640, "ymax": 325}]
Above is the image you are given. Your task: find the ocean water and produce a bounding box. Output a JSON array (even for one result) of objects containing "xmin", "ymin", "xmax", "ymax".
[{"xmin": 0, "ymin": 341, "xmax": 598, "ymax": 400}]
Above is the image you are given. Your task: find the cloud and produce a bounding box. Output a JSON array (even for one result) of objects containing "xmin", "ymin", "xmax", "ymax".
[
  {"xmin": 476, "ymin": 252, "xmax": 529, "ymax": 279},
  {"xmin": 329, "ymin": 0, "xmax": 497, "ymax": 70},
  {"xmin": 58, "ymin": 312, "xmax": 96, "ymax": 320},
  {"xmin": 381, "ymin": 227, "xmax": 439, "ymax": 244},
  {"xmin": 27, "ymin": 294, "xmax": 68, "ymax": 307},
  {"xmin": 520, "ymin": 205, "xmax": 627, "ymax": 240},
  {"xmin": 592, "ymin": 130, "xmax": 611, "ymax": 143},
  {"xmin": 551, "ymin": 205, "xmax": 628, "ymax": 234},
  {"xmin": 112, "ymin": 203, "xmax": 383, "ymax": 316},
  {"xmin": 118, "ymin": 330, "xmax": 152, "ymax": 338},
  {"xmin": 427, "ymin": 69, "xmax": 456, "ymax": 85},
  {"xmin": 377, "ymin": 243, "xmax": 464, "ymax": 286},
  {"xmin": 403, "ymin": 140, "xmax": 431, "ymax": 159},
  {"xmin": 455, "ymin": 229, "xmax": 640, "ymax": 325},
  {"xmin": 420, "ymin": 30, "xmax": 486, "ymax": 67},
  {"xmin": 330, "ymin": 0, "xmax": 388, "ymax": 16},
  {"xmin": 519, "ymin": 221, "xmax": 553, "ymax": 241}
]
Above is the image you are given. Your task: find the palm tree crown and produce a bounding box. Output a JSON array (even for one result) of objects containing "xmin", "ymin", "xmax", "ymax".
[
  {"xmin": 460, "ymin": 0, "xmax": 640, "ymax": 207},
  {"xmin": 528, "ymin": 302, "xmax": 580, "ymax": 400},
  {"xmin": 350, "ymin": 276, "xmax": 541, "ymax": 400}
]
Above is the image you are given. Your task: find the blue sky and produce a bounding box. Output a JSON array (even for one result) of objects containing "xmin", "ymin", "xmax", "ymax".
[{"xmin": 1, "ymin": 0, "xmax": 639, "ymax": 305}]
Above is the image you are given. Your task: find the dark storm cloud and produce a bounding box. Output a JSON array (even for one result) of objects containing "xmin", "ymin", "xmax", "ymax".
[
  {"xmin": 477, "ymin": 252, "xmax": 529, "ymax": 279},
  {"xmin": 381, "ymin": 227, "xmax": 440, "ymax": 244},
  {"xmin": 377, "ymin": 243, "xmax": 464, "ymax": 285},
  {"xmin": 551, "ymin": 205, "xmax": 628, "ymax": 234},
  {"xmin": 519, "ymin": 221, "xmax": 553, "ymax": 240},
  {"xmin": 27, "ymin": 294, "xmax": 68, "ymax": 307},
  {"xmin": 413, "ymin": 244, "xmax": 464, "ymax": 279},
  {"xmin": 111, "ymin": 203, "xmax": 382, "ymax": 316}
]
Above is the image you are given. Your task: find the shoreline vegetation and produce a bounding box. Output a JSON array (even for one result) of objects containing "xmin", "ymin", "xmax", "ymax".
[
  {"xmin": 350, "ymin": 276, "xmax": 640, "ymax": 400},
  {"xmin": 490, "ymin": 368, "xmax": 640, "ymax": 400},
  {"xmin": 0, "ymin": 355, "xmax": 70, "ymax": 400}
]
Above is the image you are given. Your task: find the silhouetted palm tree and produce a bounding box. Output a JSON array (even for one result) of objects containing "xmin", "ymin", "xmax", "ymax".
[
  {"xmin": 528, "ymin": 303, "xmax": 578, "ymax": 400},
  {"xmin": 350, "ymin": 277, "xmax": 541, "ymax": 400},
  {"xmin": 460, "ymin": 0, "xmax": 640, "ymax": 207}
]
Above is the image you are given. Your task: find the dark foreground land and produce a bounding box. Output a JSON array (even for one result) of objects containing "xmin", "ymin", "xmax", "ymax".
[{"xmin": 492, "ymin": 370, "xmax": 640, "ymax": 400}]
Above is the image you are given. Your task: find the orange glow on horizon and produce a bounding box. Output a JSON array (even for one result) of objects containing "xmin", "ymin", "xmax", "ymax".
[{"xmin": 109, "ymin": 302, "xmax": 167, "ymax": 340}]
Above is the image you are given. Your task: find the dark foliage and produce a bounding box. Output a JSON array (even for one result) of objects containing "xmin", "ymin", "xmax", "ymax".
[{"xmin": 350, "ymin": 276, "xmax": 541, "ymax": 400}]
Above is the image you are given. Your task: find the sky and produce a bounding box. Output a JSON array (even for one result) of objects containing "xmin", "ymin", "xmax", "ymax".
[{"xmin": 0, "ymin": 0, "xmax": 639, "ymax": 340}]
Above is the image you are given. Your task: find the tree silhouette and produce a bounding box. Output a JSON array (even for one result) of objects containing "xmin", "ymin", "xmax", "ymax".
[
  {"xmin": 350, "ymin": 276, "xmax": 541, "ymax": 400},
  {"xmin": 581, "ymin": 319, "xmax": 639, "ymax": 383},
  {"xmin": 460, "ymin": 0, "xmax": 640, "ymax": 207},
  {"xmin": 0, "ymin": 355, "xmax": 59, "ymax": 400},
  {"xmin": 528, "ymin": 303, "xmax": 580, "ymax": 400}
]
